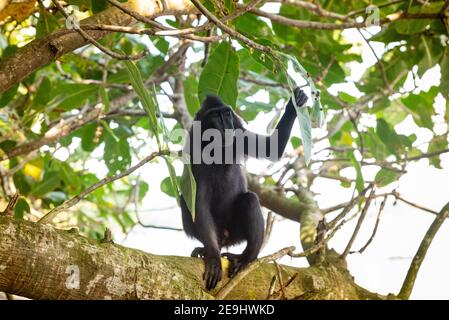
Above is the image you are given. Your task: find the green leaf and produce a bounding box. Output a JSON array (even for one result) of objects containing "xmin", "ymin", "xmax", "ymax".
[
  {"xmin": 160, "ymin": 176, "xmax": 179, "ymax": 198},
  {"xmin": 14, "ymin": 197, "xmax": 30, "ymax": 220},
  {"xmin": 338, "ymin": 92, "xmax": 357, "ymax": 104},
  {"xmin": 183, "ymin": 75, "xmax": 200, "ymax": 116},
  {"xmin": 49, "ymin": 83, "xmax": 97, "ymax": 111},
  {"xmin": 376, "ymin": 118, "xmax": 413, "ymax": 156},
  {"xmin": 427, "ymin": 134, "xmax": 448, "ymax": 168},
  {"xmin": 445, "ymin": 99, "xmax": 449, "ymax": 124},
  {"xmin": 104, "ymin": 128, "xmax": 132, "ymax": 174},
  {"xmin": 295, "ymin": 107, "xmax": 312, "ymax": 164},
  {"xmin": 238, "ymin": 99, "xmax": 273, "ymax": 121},
  {"xmin": 273, "ymin": 51, "xmax": 323, "ymax": 164},
  {"xmin": 440, "ymin": 49, "xmax": 449, "ymax": 98},
  {"xmin": 149, "ymin": 36, "xmax": 169, "ymax": 54},
  {"xmin": 162, "ymin": 156, "xmax": 180, "ymax": 203},
  {"xmin": 0, "ymin": 84, "xmax": 18, "ymax": 108},
  {"xmin": 124, "ymin": 60, "xmax": 160, "ymax": 144},
  {"xmin": 91, "ymin": 0, "xmax": 108, "ymax": 13},
  {"xmin": 180, "ymin": 163, "xmax": 197, "ymax": 221},
  {"xmin": 349, "ymin": 151, "xmax": 364, "ymax": 193},
  {"xmin": 401, "ymin": 87, "xmax": 437, "ymax": 130},
  {"xmin": 394, "ymin": 2, "xmax": 441, "ymax": 35},
  {"xmin": 29, "ymin": 175, "xmax": 60, "ymax": 197},
  {"xmin": 416, "ymin": 36, "xmax": 443, "ymax": 77},
  {"xmin": 36, "ymin": 4, "xmax": 59, "ymax": 37},
  {"xmin": 80, "ymin": 122, "xmax": 99, "ymax": 152},
  {"xmin": 198, "ymin": 42, "xmax": 239, "ymax": 108},
  {"xmin": 375, "ymin": 168, "xmax": 399, "ymax": 187},
  {"xmin": 290, "ymin": 136, "xmax": 301, "ymax": 149},
  {"xmin": 34, "ymin": 77, "xmax": 52, "ymax": 106},
  {"xmin": 99, "ymin": 86, "xmax": 110, "ymax": 113},
  {"xmin": 138, "ymin": 181, "xmax": 149, "ymax": 201},
  {"xmin": 373, "ymin": 99, "xmax": 408, "ymax": 125}
]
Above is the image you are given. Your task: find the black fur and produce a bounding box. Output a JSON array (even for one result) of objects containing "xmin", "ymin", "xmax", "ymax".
[{"xmin": 180, "ymin": 88, "xmax": 308, "ymax": 290}]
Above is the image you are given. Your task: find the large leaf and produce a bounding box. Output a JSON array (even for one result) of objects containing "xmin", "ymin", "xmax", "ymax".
[
  {"xmin": 180, "ymin": 163, "xmax": 197, "ymax": 221},
  {"xmin": 375, "ymin": 168, "xmax": 399, "ymax": 187},
  {"xmin": 124, "ymin": 60, "xmax": 159, "ymax": 144},
  {"xmin": 349, "ymin": 151, "xmax": 364, "ymax": 193},
  {"xmin": 104, "ymin": 127, "xmax": 132, "ymax": 174},
  {"xmin": 376, "ymin": 118, "xmax": 414, "ymax": 157},
  {"xmin": 427, "ymin": 134, "xmax": 448, "ymax": 169},
  {"xmin": 401, "ymin": 87, "xmax": 438, "ymax": 130},
  {"xmin": 162, "ymin": 156, "xmax": 180, "ymax": 203},
  {"xmin": 29, "ymin": 174, "xmax": 60, "ymax": 197},
  {"xmin": 274, "ymin": 51, "xmax": 323, "ymax": 164},
  {"xmin": 198, "ymin": 42, "xmax": 239, "ymax": 108},
  {"xmin": 14, "ymin": 197, "xmax": 30, "ymax": 220},
  {"xmin": 295, "ymin": 107, "xmax": 313, "ymax": 164},
  {"xmin": 184, "ymin": 75, "xmax": 200, "ymax": 115},
  {"xmin": 440, "ymin": 48, "xmax": 449, "ymax": 98},
  {"xmin": 48, "ymin": 83, "xmax": 97, "ymax": 111}
]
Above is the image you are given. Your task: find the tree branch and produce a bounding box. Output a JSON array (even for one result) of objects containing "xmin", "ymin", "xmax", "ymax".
[
  {"xmin": 398, "ymin": 201, "xmax": 449, "ymax": 299},
  {"xmin": 0, "ymin": 217, "xmax": 385, "ymax": 300}
]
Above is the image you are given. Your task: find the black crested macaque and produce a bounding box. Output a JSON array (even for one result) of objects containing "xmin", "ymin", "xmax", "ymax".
[{"xmin": 180, "ymin": 87, "xmax": 308, "ymax": 290}]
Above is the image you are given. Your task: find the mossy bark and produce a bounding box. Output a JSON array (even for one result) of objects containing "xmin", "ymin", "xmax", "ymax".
[{"xmin": 0, "ymin": 217, "xmax": 384, "ymax": 300}]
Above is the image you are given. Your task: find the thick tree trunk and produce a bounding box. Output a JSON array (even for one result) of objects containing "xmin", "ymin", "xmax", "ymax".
[{"xmin": 0, "ymin": 217, "xmax": 384, "ymax": 300}]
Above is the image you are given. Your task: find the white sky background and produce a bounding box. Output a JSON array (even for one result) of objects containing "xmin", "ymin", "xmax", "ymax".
[{"xmin": 77, "ymin": 5, "xmax": 449, "ymax": 299}]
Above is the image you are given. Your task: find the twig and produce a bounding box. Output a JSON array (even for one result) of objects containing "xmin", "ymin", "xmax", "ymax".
[
  {"xmin": 77, "ymin": 24, "xmax": 226, "ymax": 43},
  {"xmin": 392, "ymin": 191, "xmax": 439, "ymax": 215},
  {"xmin": 345, "ymin": 0, "xmax": 406, "ymax": 18},
  {"xmin": 314, "ymin": 55, "xmax": 336, "ymax": 83},
  {"xmin": 38, "ymin": 151, "xmax": 167, "ymax": 224},
  {"xmin": 398, "ymin": 201, "xmax": 449, "ymax": 299},
  {"xmin": 268, "ymin": 0, "xmax": 347, "ymax": 21},
  {"xmin": 101, "ymin": 228, "xmax": 114, "ymax": 243},
  {"xmin": 107, "ymin": 0, "xmax": 261, "ymax": 40},
  {"xmin": 340, "ymin": 187, "xmax": 376, "ymax": 260},
  {"xmin": 274, "ymin": 262, "xmax": 286, "ymax": 299},
  {"xmin": 106, "ymin": 0, "xmax": 166, "ymax": 29},
  {"xmin": 240, "ymin": 72, "xmax": 289, "ymax": 89},
  {"xmin": 0, "ymin": 192, "xmax": 19, "ymax": 216},
  {"xmin": 398, "ymin": 148, "xmax": 449, "ymax": 162},
  {"xmin": 284, "ymin": 272, "xmax": 298, "ymax": 288},
  {"xmin": 351, "ymin": 195, "xmax": 387, "ymax": 254},
  {"xmin": 357, "ymin": 29, "xmax": 392, "ymax": 93},
  {"xmin": 215, "ymin": 246, "xmax": 295, "ymax": 299},
  {"xmin": 247, "ymin": 7, "xmax": 368, "ymax": 29},
  {"xmin": 266, "ymin": 272, "xmax": 298, "ymax": 299},
  {"xmin": 133, "ymin": 176, "xmax": 182, "ymax": 231},
  {"xmin": 51, "ymin": 0, "xmax": 147, "ymax": 60},
  {"xmin": 266, "ymin": 276, "xmax": 277, "ymax": 299},
  {"xmin": 190, "ymin": 0, "xmax": 273, "ymax": 55},
  {"xmin": 261, "ymin": 211, "xmax": 275, "ymax": 251},
  {"xmin": 326, "ymin": 184, "xmax": 372, "ymax": 227}
]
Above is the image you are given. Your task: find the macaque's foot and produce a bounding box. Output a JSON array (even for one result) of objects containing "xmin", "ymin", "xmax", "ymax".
[{"xmin": 203, "ymin": 256, "xmax": 222, "ymax": 290}]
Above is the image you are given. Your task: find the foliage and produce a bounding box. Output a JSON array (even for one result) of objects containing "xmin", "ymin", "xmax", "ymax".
[{"xmin": 0, "ymin": 0, "xmax": 448, "ymax": 238}]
